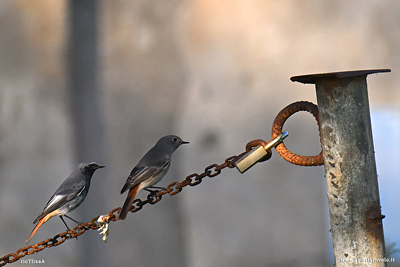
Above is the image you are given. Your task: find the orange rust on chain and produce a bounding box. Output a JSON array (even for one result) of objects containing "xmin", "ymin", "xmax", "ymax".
[
  {"xmin": 245, "ymin": 139, "xmax": 268, "ymax": 152},
  {"xmin": 271, "ymin": 101, "xmax": 324, "ymax": 166}
]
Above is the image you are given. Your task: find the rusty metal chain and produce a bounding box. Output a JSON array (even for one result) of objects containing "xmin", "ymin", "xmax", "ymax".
[
  {"xmin": 0, "ymin": 154, "xmax": 246, "ymax": 266},
  {"xmin": 129, "ymin": 154, "xmax": 246, "ymax": 206},
  {"xmin": 0, "ymin": 101, "xmax": 323, "ymax": 266},
  {"xmin": 0, "ymin": 206, "xmax": 121, "ymax": 266}
]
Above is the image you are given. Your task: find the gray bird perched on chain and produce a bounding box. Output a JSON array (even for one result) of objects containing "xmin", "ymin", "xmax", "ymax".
[
  {"xmin": 25, "ymin": 162, "xmax": 105, "ymax": 244},
  {"xmin": 118, "ymin": 135, "xmax": 189, "ymax": 220}
]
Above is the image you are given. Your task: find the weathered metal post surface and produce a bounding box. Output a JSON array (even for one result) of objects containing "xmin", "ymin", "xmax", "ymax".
[{"xmin": 291, "ymin": 69, "xmax": 390, "ymax": 266}]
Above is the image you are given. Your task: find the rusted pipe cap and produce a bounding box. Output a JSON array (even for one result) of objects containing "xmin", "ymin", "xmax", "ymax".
[{"xmin": 290, "ymin": 69, "xmax": 391, "ymax": 84}]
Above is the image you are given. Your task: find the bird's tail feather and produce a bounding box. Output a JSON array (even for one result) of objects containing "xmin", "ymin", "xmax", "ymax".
[
  {"xmin": 33, "ymin": 212, "xmax": 45, "ymax": 224},
  {"xmin": 118, "ymin": 186, "xmax": 139, "ymax": 220},
  {"xmin": 26, "ymin": 210, "xmax": 58, "ymax": 244}
]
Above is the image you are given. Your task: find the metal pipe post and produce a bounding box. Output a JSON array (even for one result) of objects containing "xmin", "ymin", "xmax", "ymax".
[{"xmin": 291, "ymin": 69, "xmax": 390, "ymax": 266}]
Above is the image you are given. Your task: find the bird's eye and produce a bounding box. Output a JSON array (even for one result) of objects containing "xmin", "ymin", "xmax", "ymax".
[{"xmin": 172, "ymin": 137, "xmax": 178, "ymax": 142}]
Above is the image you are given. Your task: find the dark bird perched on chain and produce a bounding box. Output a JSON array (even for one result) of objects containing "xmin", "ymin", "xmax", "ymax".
[
  {"xmin": 25, "ymin": 162, "xmax": 104, "ymax": 244},
  {"xmin": 118, "ymin": 135, "xmax": 189, "ymax": 220}
]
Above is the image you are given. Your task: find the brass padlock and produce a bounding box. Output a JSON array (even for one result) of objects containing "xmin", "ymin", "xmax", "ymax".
[
  {"xmin": 235, "ymin": 131, "xmax": 288, "ymax": 173},
  {"xmin": 235, "ymin": 145, "xmax": 272, "ymax": 173}
]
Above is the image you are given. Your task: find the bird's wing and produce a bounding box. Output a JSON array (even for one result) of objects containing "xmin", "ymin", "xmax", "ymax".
[
  {"xmin": 121, "ymin": 158, "xmax": 170, "ymax": 194},
  {"xmin": 53, "ymin": 179, "xmax": 87, "ymax": 199},
  {"xmin": 38, "ymin": 180, "xmax": 86, "ymax": 220}
]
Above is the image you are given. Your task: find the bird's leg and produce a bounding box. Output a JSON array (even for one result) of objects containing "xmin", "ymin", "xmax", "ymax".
[
  {"xmin": 64, "ymin": 214, "xmax": 90, "ymax": 230},
  {"xmin": 147, "ymin": 186, "xmax": 168, "ymax": 197},
  {"xmin": 64, "ymin": 214, "xmax": 83, "ymax": 225},
  {"xmin": 60, "ymin": 216, "xmax": 72, "ymax": 231},
  {"xmin": 147, "ymin": 186, "xmax": 166, "ymax": 192},
  {"xmin": 59, "ymin": 216, "xmax": 78, "ymax": 240},
  {"xmin": 144, "ymin": 188, "xmax": 159, "ymax": 198}
]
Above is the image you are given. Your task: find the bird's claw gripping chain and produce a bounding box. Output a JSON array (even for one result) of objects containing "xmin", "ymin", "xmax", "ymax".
[{"xmin": 0, "ymin": 101, "xmax": 323, "ymax": 266}]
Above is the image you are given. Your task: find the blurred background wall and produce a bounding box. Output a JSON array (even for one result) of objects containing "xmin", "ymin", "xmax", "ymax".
[{"xmin": 0, "ymin": 0, "xmax": 399, "ymax": 266}]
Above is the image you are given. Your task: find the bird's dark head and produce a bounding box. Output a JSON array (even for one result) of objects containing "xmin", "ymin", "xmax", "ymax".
[
  {"xmin": 79, "ymin": 162, "xmax": 105, "ymax": 175},
  {"xmin": 158, "ymin": 135, "xmax": 189, "ymax": 152}
]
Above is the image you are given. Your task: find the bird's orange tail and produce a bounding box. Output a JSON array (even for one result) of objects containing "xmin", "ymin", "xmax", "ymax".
[
  {"xmin": 118, "ymin": 186, "xmax": 139, "ymax": 220},
  {"xmin": 25, "ymin": 210, "xmax": 58, "ymax": 244}
]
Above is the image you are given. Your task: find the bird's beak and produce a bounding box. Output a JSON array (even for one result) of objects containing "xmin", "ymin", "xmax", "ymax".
[
  {"xmin": 96, "ymin": 165, "xmax": 106, "ymax": 169},
  {"xmin": 182, "ymin": 141, "xmax": 189, "ymax": 145}
]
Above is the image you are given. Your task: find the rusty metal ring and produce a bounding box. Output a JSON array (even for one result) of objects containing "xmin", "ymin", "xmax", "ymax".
[
  {"xmin": 271, "ymin": 101, "xmax": 324, "ymax": 166},
  {"xmin": 245, "ymin": 139, "xmax": 272, "ymax": 162}
]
